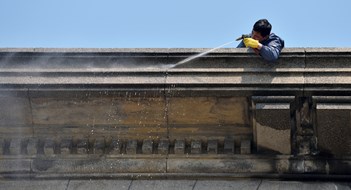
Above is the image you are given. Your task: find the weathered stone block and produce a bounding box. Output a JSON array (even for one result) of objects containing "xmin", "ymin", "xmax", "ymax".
[
  {"xmin": 126, "ymin": 140, "xmax": 137, "ymax": 155},
  {"xmin": 207, "ymin": 140, "xmax": 218, "ymax": 154},
  {"xmin": 224, "ymin": 139, "xmax": 234, "ymax": 154},
  {"xmin": 31, "ymin": 96, "xmax": 165, "ymax": 127},
  {"xmin": 0, "ymin": 159, "xmax": 31, "ymax": 173},
  {"xmin": 158, "ymin": 139, "xmax": 169, "ymax": 155},
  {"xmin": 255, "ymin": 103, "xmax": 291, "ymax": 154},
  {"xmin": 27, "ymin": 138, "xmax": 38, "ymax": 155},
  {"xmin": 167, "ymin": 157, "xmax": 275, "ymax": 173},
  {"xmin": 31, "ymin": 157, "xmax": 167, "ymax": 173},
  {"xmin": 142, "ymin": 139, "xmax": 153, "ymax": 154},
  {"xmin": 191, "ymin": 140, "xmax": 202, "ymax": 154},
  {"xmin": 297, "ymin": 136, "xmax": 312, "ymax": 155},
  {"xmin": 316, "ymin": 107, "xmax": 351, "ymax": 156},
  {"xmin": 60, "ymin": 139, "xmax": 73, "ymax": 155},
  {"xmin": 169, "ymin": 124, "xmax": 251, "ymax": 145},
  {"xmin": 0, "ymin": 97, "xmax": 32, "ymax": 125},
  {"xmin": 77, "ymin": 139, "xmax": 89, "ymax": 154},
  {"xmin": 9, "ymin": 138, "xmax": 22, "ymax": 155},
  {"xmin": 109, "ymin": 139, "xmax": 122, "ymax": 154},
  {"xmin": 174, "ymin": 140, "xmax": 185, "ymax": 154},
  {"xmin": 93, "ymin": 139, "xmax": 105, "ymax": 154},
  {"xmin": 241, "ymin": 140, "xmax": 251, "ymax": 154},
  {"xmin": 43, "ymin": 139, "xmax": 55, "ymax": 155},
  {"xmin": 168, "ymin": 97, "xmax": 248, "ymax": 125}
]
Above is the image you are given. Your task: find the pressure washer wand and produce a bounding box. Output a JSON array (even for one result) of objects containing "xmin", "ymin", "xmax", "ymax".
[{"xmin": 236, "ymin": 34, "xmax": 250, "ymax": 41}]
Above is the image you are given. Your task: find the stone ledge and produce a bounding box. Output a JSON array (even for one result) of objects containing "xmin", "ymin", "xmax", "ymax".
[{"xmin": 0, "ymin": 48, "xmax": 350, "ymax": 96}]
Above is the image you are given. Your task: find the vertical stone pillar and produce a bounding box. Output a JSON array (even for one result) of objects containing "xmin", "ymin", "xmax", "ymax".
[{"xmin": 291, "ymin": 96, "xmax": 318, "ymax": 156}]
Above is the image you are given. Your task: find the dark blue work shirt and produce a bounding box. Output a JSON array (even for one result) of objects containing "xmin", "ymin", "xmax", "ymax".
[{"xmin": 237, "ymin": 33, "xmax": 285, "ymax": 61}]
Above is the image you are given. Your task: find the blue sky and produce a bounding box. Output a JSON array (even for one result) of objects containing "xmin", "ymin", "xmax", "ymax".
[{"xmin": 1, "ymin": 0, "xmax": 350, "ymax": 48}]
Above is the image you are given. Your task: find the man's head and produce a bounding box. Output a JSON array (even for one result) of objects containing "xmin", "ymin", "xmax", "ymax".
[{"xmin": 251, "ymin": 19, "xmax": 272, "ymax": 42}]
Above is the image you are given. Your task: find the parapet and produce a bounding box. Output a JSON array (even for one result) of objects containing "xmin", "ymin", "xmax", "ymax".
[{"xmin": 1, "ymin": 48, "xmax": 350, "ymax": 96}]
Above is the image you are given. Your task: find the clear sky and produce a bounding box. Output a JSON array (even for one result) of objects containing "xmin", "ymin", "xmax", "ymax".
[{"xmin": 1, "ymin": 0, "xmax": 350, "ymax": 48}]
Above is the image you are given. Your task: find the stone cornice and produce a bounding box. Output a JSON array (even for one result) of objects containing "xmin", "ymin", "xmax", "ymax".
[{"xmin": 0, "ymin": 48, "xmax": 350, "ymax": 96}]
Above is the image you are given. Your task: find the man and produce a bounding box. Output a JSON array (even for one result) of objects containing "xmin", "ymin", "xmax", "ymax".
[{"xmin": 237, "ymin": 19, "xmax": 284, "ymax": 61}]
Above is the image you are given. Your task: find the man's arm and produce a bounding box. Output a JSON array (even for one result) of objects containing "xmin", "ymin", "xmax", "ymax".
[
  {"xmin": 258, "ymin": 44, "xmax": 282, "ymax": 61},
  {"xmin": 238, "ymin": 37, "xmax": 284, "ymax": 61}
]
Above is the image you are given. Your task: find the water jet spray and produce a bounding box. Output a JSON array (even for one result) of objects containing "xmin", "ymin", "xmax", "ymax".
[{"xmin": 170, "ymin": 40, "xmax": 236, "ymax": 68}]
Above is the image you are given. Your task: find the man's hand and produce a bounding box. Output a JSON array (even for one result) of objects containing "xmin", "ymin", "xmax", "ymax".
[{"xmin": 244, "ymin": 38, "xmax": 259, "ymax": 49}]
